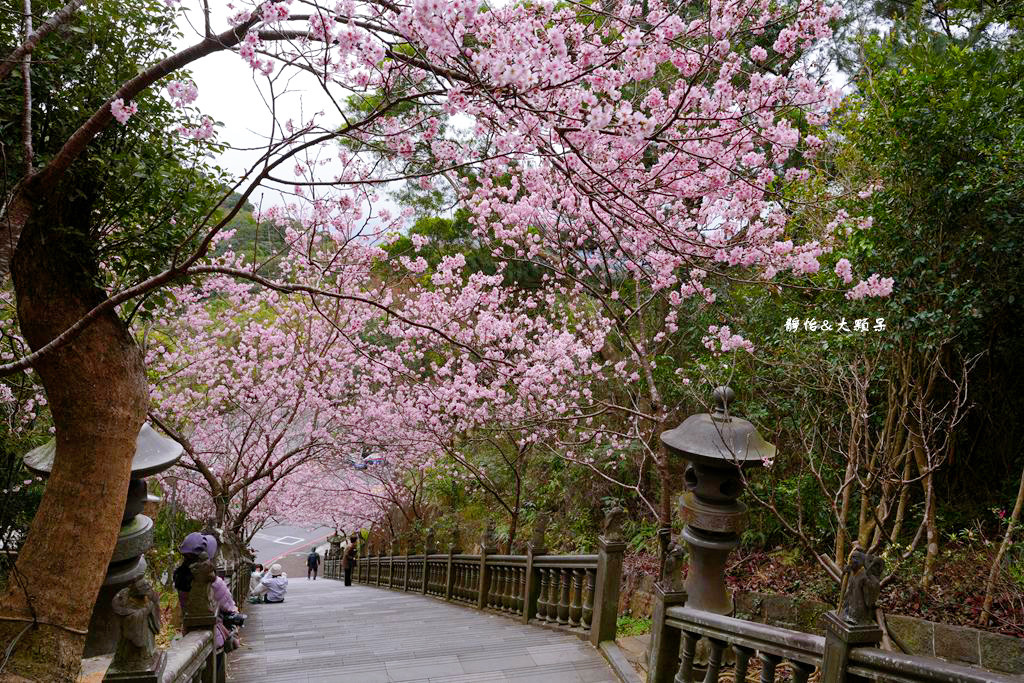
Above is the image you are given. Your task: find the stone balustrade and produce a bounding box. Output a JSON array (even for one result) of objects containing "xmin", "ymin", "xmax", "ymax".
[
  {"xmin": 323, "ymin": 518, "xmax": 625, "ymax": 646},
  {"xmin": 647, "ymin": 601, "xmax": 1020, "ymax": 683}
]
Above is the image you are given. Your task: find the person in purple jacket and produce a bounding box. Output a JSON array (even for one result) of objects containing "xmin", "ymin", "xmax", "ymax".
[{"xmin": 173, "ymin": 532, "xmax": 241, "ymax": 651}]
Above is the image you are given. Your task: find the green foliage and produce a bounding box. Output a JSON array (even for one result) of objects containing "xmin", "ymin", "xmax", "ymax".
[
  {"xmin": 841, "ymin": 37, "xmax": 1024, "ymax": 355},
  {"xmin": 381, "ymin": 209, "xmax": 543, "ymax": 288},
  {"xmin": 616, "ymin": 614, "xmax": 651, "ymax": 637},
  {"xmin": 149, "ymin": 481, "xmax": 203, "ymax": 590},
  {"xmin": 0, "ymin": 0, "xmax": 230, "ymax": 317}
]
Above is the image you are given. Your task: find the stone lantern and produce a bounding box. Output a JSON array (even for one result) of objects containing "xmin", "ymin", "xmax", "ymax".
[
  {"xmin": 660, "ymin": 386, "xmax": 774, "ymax": 615},
  {"xmin": 24, "ymin": 422, "xmax": 182, "ymax": 657}
]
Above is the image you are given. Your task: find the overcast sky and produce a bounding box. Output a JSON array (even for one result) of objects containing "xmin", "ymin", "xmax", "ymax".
[{"xmin": 175, "ymin": 2, "xmax": 353, "ymax": 209}]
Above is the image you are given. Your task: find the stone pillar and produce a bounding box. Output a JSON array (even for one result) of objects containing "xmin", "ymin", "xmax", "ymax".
[
  {"xmin": 822, "ymin": 550, "xmax": 885, "ymax": 683},
  {"xmin": 590, "ymin": 507, "xmax": 626, "ymax": 646},
  {"xmin": 523, "ymin": 513, "xmax": 549, "ymax": 624},
  {"xmin": 659, "ymin": 387, "xmax": 773, "ymax": 616},
  {"xmin": 647, "ymin": 585, "xmax": 687, "ymax": 683},
  {"xmin": 647, "ymin": 539, "xmax": 687, "ymax": 682},
  {"xmin": 388, "ymin": 542, "xmax": 396, "ymax": 588},
  {"xmin": 404, "ymin": 547, "xmax": 411, "ymax": 592},
  {"xmin": 477, "ymin": 521, "xmax": 497, "ymax": 610},
  {"xmin": 423, "ymin": 529, "xmax": 434, "ymax": 595},
  {"xmin": 327, "ymin": 534, "xmax": 343, "ymax": 579},
  {"xmin": 445, "ymin": 526, "xmax": 461, "ymax": 601}
]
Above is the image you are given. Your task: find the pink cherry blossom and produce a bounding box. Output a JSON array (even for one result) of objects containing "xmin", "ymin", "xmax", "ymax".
[{"xmin": 110, "ymin": 98, "xmax": 138, "ymax": 125}]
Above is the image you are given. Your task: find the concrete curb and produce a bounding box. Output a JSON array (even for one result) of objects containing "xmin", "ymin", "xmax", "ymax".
[{"xmin": 599, "ymin": 640, "xmax": 645, "ymax": 683}]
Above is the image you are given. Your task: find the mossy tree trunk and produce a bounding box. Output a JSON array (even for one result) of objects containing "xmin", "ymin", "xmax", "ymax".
[{"xmin": 0, "ymin": 186, "xmax": 148, "ymax": 681}]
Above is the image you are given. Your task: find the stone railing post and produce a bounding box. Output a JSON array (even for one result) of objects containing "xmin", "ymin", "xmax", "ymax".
[
  {"xmin": 375, "ymin": 549, "xmax": 382, "ymax": 587},
  {"xmin": 179, "ymin": 554, "xmax": 219, "ymax": 683},
  {"xmin": 423, "ymin": 528, "xmax": 435, "ymax": 595},
  {"xmin": 523, "ymin": 513, "xmax": 549, "ymax": 624},
  {"xmin": 404, "ymin": 547, "xmax": 411, "ymax": 592},
  {"xmin": 590, "ymin": 508, "xmax": 626, "ymax": 646},
  {"xmin": 327, "ymin": 533, "xmax": 343, "ymax": 579},
  {"xmin": 821, "ymin": 550, "xmax": 884, "ymax": 683},
  {"xmin": 445, "ymin": 526, "xmax": 461, "ymax": 601},
  {"xmin": 388, "ymin": 542, "xmax": 396, "ymax": 588},
  {"xmin": 477, "ymin": 520, "xmax": 497, "ymax": 610},
  {"xmin": 647, "ymin": 540, "xmax": 687, "ymax": 683}
]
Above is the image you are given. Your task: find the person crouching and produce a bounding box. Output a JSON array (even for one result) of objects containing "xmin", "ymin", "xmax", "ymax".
[{"xmin": 251, "ymin": 563, "xmax": 288, "ymax": 603}]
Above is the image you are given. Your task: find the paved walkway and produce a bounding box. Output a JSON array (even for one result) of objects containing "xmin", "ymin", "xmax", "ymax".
[{"xmin": 229, "ymin": 578, "xmax": 618, "ymax": 683}]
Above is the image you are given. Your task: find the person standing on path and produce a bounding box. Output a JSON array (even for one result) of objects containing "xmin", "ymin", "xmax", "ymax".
[
  {"xmin": 343, "ymin": 534, "xmax": 358, "ymax": 586},
  {"xmin": 307, "ymin": 548, "xmax": 321, "ymax": 580}
]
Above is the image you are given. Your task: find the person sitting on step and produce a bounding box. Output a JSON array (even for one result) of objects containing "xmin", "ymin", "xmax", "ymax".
[{"xmin": 251, "ymin": 563, "xmax": 288, "ymax": 603}]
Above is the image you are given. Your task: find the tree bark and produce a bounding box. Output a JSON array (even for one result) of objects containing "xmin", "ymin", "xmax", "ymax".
[{"xmin": 0, "ymin": 186, "xmax": 148, "ymax": 680}]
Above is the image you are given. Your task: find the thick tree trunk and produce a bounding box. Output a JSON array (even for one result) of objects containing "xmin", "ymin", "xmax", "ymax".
[{"xmin": 0, "ymin": 188, "xmax": 148, "ymax": 680}]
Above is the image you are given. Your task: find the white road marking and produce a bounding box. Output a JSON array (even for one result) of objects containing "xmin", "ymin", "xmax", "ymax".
[{"xmin": 273, "ymin": 535, "xmax": 304, "ymax": 545}]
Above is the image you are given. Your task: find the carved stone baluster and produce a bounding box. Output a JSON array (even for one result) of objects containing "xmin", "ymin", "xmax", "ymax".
[
  {"xmin": 675, "ymin": 632, "xmax": 698, "ymax": 683},
  {"xmin": 516, "ymin": 567, "xmax": 526, "ymax": 615},
  {"xmin": 508, "ymin": 567, "xmax": 517, "ymax": 612},
  {"xmin": 489, "ymin": 565, "xmax": 499, "ymax": 609},
  {"xmin": 549, "ymin": 568, "xmax": 562, "ymax": 623},
  {"xmin": 701, "ymin": 639, "xmax": 725, "ymax": 683},
  {"xmin": 509, "ymin": 567, "xmax": 517, "ymax": 612},
  {"xmin": 758, "ymin": 653, "xmax": 781, "ymax": 683},
  {"xmin": 789, "ymin": 660, "xmax": 814, "ymax": 683},
  {"xmin": 732, "ymin": 645, "xmax": 753, "ymax": 683},
  {"xmin": 496, "ymin": 566, "xmax": 506, "ymax": 610},
  {"xmin": 544, "ymin": 568, "xmax": 559, "ymax": 622},
  {"xmin": 537, "ymin": 568, "xmax": 550, "ymax": 621},
  {"xmin": 581, "ymin": 569, "xmax": 594, "ymax": 630},
  {"xmin": 557, "ymin": 567, "xmax": 571, "ymax": 625},
  {"xmin": 491, "ymin": 565, "xmax": 499, "ymax": 610},
  {"xmin": 569, "ymin": 568, "xmax": 583, "ymax": 628},
  {"xmin": 504, "ymin": 566, "xmax": 513, "ymax": 611}
]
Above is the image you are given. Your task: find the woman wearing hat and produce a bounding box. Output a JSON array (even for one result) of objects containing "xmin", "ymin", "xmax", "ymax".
[
  {"xmin": 252, "ymin": 563, "xmax": 288, "ymax": 603},
  {"xmin": 173, "ymin": 532, "xmax": 241, "ymax": 650}
]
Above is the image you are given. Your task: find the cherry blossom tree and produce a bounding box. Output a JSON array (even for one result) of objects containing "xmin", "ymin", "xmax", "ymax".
[{"xmin": 0, "ymin": 0, "xmax": 883, "ymax": 675}]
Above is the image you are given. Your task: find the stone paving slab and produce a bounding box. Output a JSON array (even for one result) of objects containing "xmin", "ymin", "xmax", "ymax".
[{"xmin": 229, "ymin": 578, "xmax": 618, "ymax": 682}]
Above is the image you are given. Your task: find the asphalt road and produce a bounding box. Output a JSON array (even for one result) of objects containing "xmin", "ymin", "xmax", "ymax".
[{"xmin": 248, "ymin": 524, "xmax": 334, "ymax": 576}]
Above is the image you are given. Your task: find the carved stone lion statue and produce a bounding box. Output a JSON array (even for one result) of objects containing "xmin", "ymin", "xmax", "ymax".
[
  {"xmin": 658, "ymin": 540, "xmax": 686, "ymax": 593},
  {"xmin": 602, "ymin": 505, "xmax": 627, "ymax": 542},
  {"xmin": 110, "ymin": 577, "xmax": 161, "ymax": 671},
  {"xmin": 840, "ymin": 550, "xmax": 883, "ymax": 625},
  {"xmin": 531, "ymin": 512, "xmax": 550, "ymax": 548}
]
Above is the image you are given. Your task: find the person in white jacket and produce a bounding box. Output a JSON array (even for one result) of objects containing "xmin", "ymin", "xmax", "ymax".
[{"xmin": 252, "ymin": 563, "xmax": 288, "ymax": 603}]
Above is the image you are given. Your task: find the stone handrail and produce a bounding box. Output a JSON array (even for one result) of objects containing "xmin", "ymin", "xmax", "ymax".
[
  {"xmin": 323, "ymin": 525, "xmax": 625, "ymax": 646},
  {"xmin": 160, "ymin": 630, "xmax": 216, "ymax": 683},
  {"xmin": 848, "ymin": 646, "xmax": 1021, "ymax": 683},
  {"xmin": 648, "ymin": 594, "xmax": 1021, "ymax": 683}
]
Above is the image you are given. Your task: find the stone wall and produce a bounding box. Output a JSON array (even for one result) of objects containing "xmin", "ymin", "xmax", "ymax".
[{"xmin": 617, "ymin": 572, "xmax": 1024, "ymax": 676}]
